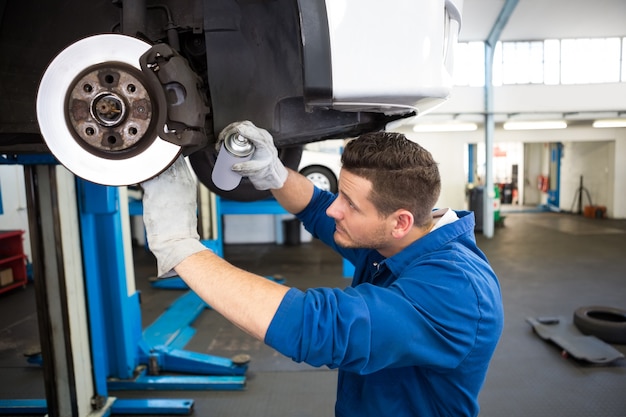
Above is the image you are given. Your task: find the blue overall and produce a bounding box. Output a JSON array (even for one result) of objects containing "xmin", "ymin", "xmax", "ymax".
[{"xmin": 265, "ymin": 188, "xmax": 503, "ymax": 416}]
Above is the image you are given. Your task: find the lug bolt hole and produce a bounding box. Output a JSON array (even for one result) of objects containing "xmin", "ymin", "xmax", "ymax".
[
  {"xmin": 127, "ymin": 84, "xmax": 136, "ymax": 93},
  {"xmin": 83, "ymin": 84, "xmax": 93, "ymax": 93},
  {"xmin": 85, "ymin": 127, "xmax": 95, "ymax": 136},
  {"xmin": 128, "ymin": 127, "xmax": 137, "ymax": 135}
]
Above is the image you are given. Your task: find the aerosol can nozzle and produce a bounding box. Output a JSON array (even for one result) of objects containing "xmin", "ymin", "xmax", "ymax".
[{"xmin": 212, "ymin": 133, "xmax": 255, "ymax": 191}]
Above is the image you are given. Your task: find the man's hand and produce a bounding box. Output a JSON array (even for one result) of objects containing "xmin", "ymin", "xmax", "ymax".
[
  {"xmin": 218, "ymin": 121, "xmax": 288, "ymax": 190},
  {"xmin": 141, "ymin": 156, "xmax": 207, "ymax": 278}
]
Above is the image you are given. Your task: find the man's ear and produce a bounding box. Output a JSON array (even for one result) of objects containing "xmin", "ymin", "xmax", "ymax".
[{"xmin": 391, "ymin": 209, "xmax": 414, "ymax": 238}]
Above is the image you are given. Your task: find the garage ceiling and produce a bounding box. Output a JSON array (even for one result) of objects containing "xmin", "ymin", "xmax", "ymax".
[{"xmin": 460, "ymin": 0, "xmax": 626, "ymax": 42}]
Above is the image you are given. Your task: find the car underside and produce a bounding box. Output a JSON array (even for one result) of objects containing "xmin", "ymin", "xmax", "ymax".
[{"xmin": 0, "ymin": 0, "xmax": 461, "ymax": 201}]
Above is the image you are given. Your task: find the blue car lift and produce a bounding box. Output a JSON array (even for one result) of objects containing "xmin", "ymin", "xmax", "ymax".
[
  {"xmin": 86, "ymin": 182, "xmax": 247, "ymax": 389},
  {"xmin": 0, "ymin": 156, "xmax": 246, "ymax": 416}
]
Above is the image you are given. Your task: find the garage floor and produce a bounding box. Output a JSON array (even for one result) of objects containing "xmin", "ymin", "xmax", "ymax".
[{"xmin": 1, "ymin": 209, "xmax": 626, "ymax": 416}]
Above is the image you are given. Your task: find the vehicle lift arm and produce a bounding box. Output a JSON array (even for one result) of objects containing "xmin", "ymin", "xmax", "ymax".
[{"xmin": 0, "ymin": 158, "xmax": 246, "ymax": 416}]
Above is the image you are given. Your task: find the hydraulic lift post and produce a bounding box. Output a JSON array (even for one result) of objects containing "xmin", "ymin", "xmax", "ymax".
[
  {"xmin": 23, "ymin": 164, "xmax": 114, "ymax": 417},
  {"xmin": 0, "ymin": 158, "xmax": 244, "ymax": 416}
]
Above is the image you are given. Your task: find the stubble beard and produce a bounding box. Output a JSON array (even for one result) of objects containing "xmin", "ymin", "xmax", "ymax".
[{"xmin": 333, "ymin": 223, "xmax": 389, "ymax": 250}]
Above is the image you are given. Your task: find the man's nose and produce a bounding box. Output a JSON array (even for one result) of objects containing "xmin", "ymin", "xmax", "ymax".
[{"xmin": 326, "ymin": 200, "xmax": 341, "ymax": 220}]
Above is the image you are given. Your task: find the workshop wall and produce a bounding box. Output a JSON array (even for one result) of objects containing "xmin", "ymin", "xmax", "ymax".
[
  {"xmin": 397, "ymin": 126, "xmax": 626, "ymax": 218},
  {"xmin": 438, "ymin": 83, "xmax": 626, "ymax": 116},
  {"xmin": 400, "ymin": 131, "xmax": 468, "ymax": 211},
  {"xmin": 523, "ymin": 143, "xmax": 546, "ymax": 207},
  {"xmin": 560, "ymin": 141, "xmax": 613, "ymax": 216},
  {"xmin": 395, "ymin": 79, "xmax": 626, "ymax": 219}
]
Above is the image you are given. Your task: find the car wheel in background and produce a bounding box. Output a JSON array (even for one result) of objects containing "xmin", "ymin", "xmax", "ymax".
[{"xmin": 300, "ymin": 166, "xmax": 338, "ymax": 194}]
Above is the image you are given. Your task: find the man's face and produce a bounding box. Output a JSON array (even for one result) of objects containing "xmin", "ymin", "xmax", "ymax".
[{"xmin": 325, "ymin": 170, "xmax": 394, "ymax": 251}]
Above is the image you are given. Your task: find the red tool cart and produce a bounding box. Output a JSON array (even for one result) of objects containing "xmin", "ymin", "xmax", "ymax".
[{"xmin": 0, "ymin": 230, "xmax": 28, "ymax": 294}]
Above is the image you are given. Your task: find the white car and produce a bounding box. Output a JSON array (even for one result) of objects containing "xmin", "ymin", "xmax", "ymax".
[{"xmin": 299, "ymin": 149, "xmax": 342, "ymax": 194}]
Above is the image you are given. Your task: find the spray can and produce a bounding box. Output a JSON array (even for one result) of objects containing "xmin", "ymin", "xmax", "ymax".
[{"xmin": 212, "ymin": 133, "xmax": 255, "ymax": 191}]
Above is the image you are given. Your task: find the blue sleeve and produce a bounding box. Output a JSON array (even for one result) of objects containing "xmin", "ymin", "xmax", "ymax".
[{"xmin": 264, "ymin": 263, "xmax": 486, "ymax": 374}]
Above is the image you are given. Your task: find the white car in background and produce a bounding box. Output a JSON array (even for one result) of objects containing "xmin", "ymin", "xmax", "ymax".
[
  {"xmin": 298, "ymin": 149, "xmax": 342, "ymax": 194},
  {"xmin": 298, "ymin": 139, "xmax": 344, "ymax": 193}
]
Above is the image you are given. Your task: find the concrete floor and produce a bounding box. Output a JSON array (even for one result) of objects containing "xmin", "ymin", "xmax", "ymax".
[{"xmin": 1, "ymin": 209, "xmax": 625, "ymax": 416}]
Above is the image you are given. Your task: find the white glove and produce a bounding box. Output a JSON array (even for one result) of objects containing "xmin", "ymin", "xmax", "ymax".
[
  {"xmin": 218, "ymin": 121, "xmax": 288, "ymax": 190},
  {"xmin": 141, "ymin": 156, "xmax": 207, "ymax": 278}
]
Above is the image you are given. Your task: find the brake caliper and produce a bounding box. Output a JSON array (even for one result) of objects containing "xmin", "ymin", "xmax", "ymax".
[{"xmin": 140, "ymin": 44, "xmax": 211, "ymax": 153}]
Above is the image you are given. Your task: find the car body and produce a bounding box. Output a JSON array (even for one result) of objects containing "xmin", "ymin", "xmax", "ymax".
[{"xmin": 0, "ymin": 0, "xmax": 463, "ymax": 201}]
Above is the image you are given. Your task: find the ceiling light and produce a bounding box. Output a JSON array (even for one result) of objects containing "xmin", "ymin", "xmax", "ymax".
[
  {"xmin": 412, "ymin": 122, "xmax": 478, "ymax": 132},
  {"xmin": 503, "ymin": 120, "xmax": 567, "ymax": 130},
  {"xmin": 592, "ymin": 119, "xmax": 626, "ymax": 128}
]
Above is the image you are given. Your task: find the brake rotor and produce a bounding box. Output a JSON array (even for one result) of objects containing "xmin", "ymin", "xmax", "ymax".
[{"xmin": 37, "ymin": 34, "xmax": 180, "ymax": 186}]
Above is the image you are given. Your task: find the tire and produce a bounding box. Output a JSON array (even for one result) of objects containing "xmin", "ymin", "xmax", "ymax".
[
  {"xmin": 573, "ymin": 306, "xmax": 626, "ymax": 345},
  {"xmin": 300, "ymin": 165, "xmax": 338, "ymax": 194},
  {"xmin": 189, "ymin": 145, "xmax": 303, "ymax": 202}
]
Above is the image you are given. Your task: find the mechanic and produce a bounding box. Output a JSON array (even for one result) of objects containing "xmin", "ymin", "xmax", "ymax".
[{"xmin": 141, "ymin": 121, "xmax": 504, "ymax": 417}]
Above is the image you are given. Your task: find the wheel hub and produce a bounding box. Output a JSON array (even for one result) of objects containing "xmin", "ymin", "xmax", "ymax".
[{"xmin": 68, "ymin": 66, "xmax": 153, "ymax": 153}]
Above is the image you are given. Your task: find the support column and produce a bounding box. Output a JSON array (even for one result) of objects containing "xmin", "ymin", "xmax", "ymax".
[
  {"xmin": 24, "ymin": 165, "xmax": 112, "ymax": 417},
  {"xmin": 482, "ymin": 0, "xmax": 519, "ymax": 238}
]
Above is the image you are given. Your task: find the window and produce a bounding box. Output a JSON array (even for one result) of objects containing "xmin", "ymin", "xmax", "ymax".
[
  {"xmin": 453, "ymin": 41, "xmax": 485, "ymax": 87},
  {"xmin": 501, "ymin": 41, "xmax": 544, "ymax": 85},
  {"xmin": 543, "ymin": 39, "xmax": 560, "ymax": 85},
  {"xmin": 622, "ymin": 37, "xmax": 626, "ymax": 82},
  {"xmin": 456, "ymin": 37, "xmax": 624, "ymax": 86},
  {"xmin": 561, "ymin": 38, "xmax": 621, "ymax": 84}
]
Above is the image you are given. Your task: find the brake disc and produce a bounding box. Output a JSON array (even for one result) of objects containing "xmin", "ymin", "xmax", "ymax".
[{"xmin": 37, "ymin": 34, "xmax": 180, "ymax": 186}]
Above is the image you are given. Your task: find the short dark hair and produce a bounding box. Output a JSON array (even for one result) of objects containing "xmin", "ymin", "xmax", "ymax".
[{"xmin": 341, "ymin": 132, "xmax": 441, "ymax": 228}]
